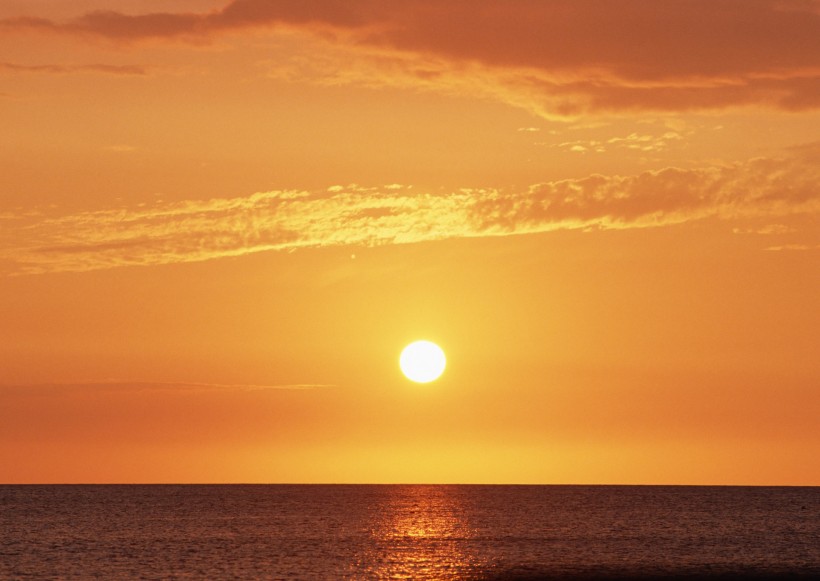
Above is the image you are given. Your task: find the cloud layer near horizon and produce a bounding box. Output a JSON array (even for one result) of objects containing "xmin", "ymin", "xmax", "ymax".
[
  {"xmin": 2, "ymin": 147, "xmax": 818, "ymax": 275},
  {"xmin": 3, "ymin": 0, "xmax": 820, "ymax": 115}
]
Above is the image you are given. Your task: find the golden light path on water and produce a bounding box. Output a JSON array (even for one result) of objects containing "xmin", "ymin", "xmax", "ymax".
[{"xmin": 350, "ymin": 486, "xmax": 490, "ymax": 579}]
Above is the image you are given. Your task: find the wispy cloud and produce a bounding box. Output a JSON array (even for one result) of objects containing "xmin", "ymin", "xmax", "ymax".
[
  {"xmin": 765, "ymin": 244, "xmax": 819, "ymax": 251},
  {"xmin": 0, "ymin": 62, "xmax": 147, "ymax": 75},
  {"xmin": 548, "ymin": 131, "xmax": 685, "ymax": 154},
  {"xmin": 2, "ymin": 0, "xmax": 819, "ymax": 115},
  {"xmin": 1, "ymin": 381, "xmax": 335, "ymax": 394},
  {"xmin": 103, "ymin": 144, "xmax": 138, "ymax": 152},
  {"xmin": 2, "ymin": 146, "xmax": 817, "ymax": 276},
  {"xmin": 733, "ymin": 224, "xmax": 798, "ymax": 235}
]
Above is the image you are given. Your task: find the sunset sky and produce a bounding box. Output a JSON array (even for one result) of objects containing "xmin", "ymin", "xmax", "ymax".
[{"xmin": 1, "ymin": 0, "xmax": 818, "ymax": 484}]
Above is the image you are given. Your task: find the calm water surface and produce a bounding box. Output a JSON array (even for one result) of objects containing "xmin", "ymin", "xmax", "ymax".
[{"xmin": 1, "ymin": 485, "xmax": 818, "ymax": 579}]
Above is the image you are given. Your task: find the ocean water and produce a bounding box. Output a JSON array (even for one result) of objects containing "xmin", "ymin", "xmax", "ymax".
[{"xmin": 1, "ymin": 485, "xmax": 818, "ymax": 580}]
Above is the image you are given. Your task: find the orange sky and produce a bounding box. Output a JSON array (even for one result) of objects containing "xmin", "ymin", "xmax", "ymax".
[{"xmin": 1, "ymin": 0, "xmax": 818, "ymax": 484}]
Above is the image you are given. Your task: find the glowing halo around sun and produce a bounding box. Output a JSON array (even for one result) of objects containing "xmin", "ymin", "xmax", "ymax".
[{"xmin": 399, "ymin": 340, "xmax": 446, "ymax": 383}]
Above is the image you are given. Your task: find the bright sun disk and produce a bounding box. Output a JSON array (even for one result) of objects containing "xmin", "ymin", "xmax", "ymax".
[{"xmin": 400, "ymin": 340, "xmax": 446, "ymax": 383}]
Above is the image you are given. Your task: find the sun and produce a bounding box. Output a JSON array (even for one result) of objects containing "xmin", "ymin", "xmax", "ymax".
[{"xmin": 399, "ymin": 340, "xmax": 446, "ymax": 383}]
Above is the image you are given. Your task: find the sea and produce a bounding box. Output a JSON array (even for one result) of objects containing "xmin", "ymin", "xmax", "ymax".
[{"xmin": 1, "ymin": 485, "xmax": 818, "ymax": 580}]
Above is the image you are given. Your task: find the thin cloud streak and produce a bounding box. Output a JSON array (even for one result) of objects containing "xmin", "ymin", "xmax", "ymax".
[
  {"xmin": 0, "ymin": 381, "xmax": 336, "ymax": 394},
  {"xmin": 2, "ymin": 147, "xmax": 818, "ymax": 276},
  {"xmin": 765, "ymin": 244, "xmax": 819, "ymax": 251},
  {"xmin": 0, "ymin": 62, "xmax": 147, "ymax": 75},
  {"xmin": 2, "ymin": 0, "xmax": 819, "ymax": 115}
]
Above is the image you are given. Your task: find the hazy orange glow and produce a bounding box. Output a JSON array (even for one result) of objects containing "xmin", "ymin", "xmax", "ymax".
[{"xmin": 1, "ymin": 0, "xmax": 818, "ymax": 484}]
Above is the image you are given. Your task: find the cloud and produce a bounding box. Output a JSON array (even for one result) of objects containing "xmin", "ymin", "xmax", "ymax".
[
  {"xmin": 0, "ymin": 1, "xmax": 373, "ymax": 40},
  {"xmin": 0, "ymin": 62, "xmax": 147, "ymax": 75},
  {"xmin": 2, "ymin": 146, "xmax": 818, "ymax": 275},
  {"xmin": 0, "ymin": 381, "xmax": 334, "ymax": 394},
  {"xmin": 469, "ymin": 154, "xmax": 820, "ymax": 233},
  {"xmin": 2, "ymin": 0, "xmax": 819, "ymax": 115},
  {"xmin": 733, "ymin": 224, "xmax": 798, "ymax": 235},
  {"xmin": 765, "ymin": 244, "xmax": 819, "ymax": 251},
  {"xmin": 549, "ymin": 131, "xmax": 685, "ymax": 154},
  {"xmin": 0, "ymin": 379, "xmax": 342, "ymax": 450}
]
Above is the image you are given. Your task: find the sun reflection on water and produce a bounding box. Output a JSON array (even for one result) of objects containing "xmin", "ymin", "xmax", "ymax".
[{"xmin": 350, "ymin": 485, "xmax": 492, "ymax": 579}]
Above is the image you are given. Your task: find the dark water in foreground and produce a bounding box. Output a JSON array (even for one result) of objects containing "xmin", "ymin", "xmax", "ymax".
[{"xmin": 1, "ymin": 485, "xmax": 818, "ymax": 580}]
